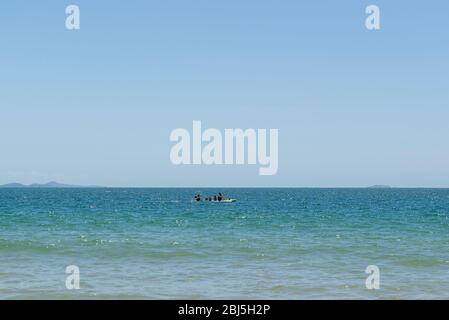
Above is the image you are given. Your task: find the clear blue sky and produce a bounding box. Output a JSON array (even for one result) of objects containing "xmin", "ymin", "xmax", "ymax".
[{"xmin": 0, "ymin": 1, "xmax": 448, "ymax": 187}]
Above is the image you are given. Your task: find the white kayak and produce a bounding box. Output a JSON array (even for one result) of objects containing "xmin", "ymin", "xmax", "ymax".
[{"xmin": 207, "ymin": 199, "xmax": 236, "ymax": 203}]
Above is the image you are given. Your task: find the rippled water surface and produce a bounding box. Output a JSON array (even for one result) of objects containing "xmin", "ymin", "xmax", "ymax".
[{"xmin": 1, "ymin": 188, "xmax": 449, "ymax": 299}]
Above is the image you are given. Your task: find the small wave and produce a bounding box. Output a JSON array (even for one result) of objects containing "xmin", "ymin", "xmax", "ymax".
[
  {"xmin": 0, "ymin": 239, "xmax": 58, "ymax": 253},
  {"xmin": 397, "ymin": 257, "xmax": 447, "ymax": 268}
]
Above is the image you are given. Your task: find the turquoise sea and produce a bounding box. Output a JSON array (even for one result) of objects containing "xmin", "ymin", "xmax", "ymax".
[{"xmin": 1, "ymin": 188, "xmax": 449, "ymax": 299}]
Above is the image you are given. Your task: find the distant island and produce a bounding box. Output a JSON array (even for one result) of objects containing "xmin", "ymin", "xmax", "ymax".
[
  {"xmin": 367, "ymin": 185, "xmax": 392, "ymax": 189},
  {"xmin": 0, "ymin": 181, "xmax": 102, "ymax": 188}
]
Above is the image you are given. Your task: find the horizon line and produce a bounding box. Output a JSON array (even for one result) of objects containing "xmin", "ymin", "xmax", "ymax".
[{"xmin": 2, "ymin": 184, "xmax": 449, "ymax": 189}]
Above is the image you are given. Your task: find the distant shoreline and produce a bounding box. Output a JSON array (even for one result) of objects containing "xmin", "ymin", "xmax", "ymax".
[
  {"xmin": 1, "ymin": 184, "xmax": 448, "ymax": 189},
  {"xmin": 0, "ymin": 182, "xmax": 102, "ymax": 188}
]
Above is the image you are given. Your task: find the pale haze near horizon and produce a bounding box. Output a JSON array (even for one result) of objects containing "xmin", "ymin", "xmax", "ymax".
[{"xmin": 1, "ymin": 1, "xmax": 448, "ymax": 187}]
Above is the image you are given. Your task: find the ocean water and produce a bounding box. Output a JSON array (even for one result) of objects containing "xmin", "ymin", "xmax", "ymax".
[{"xmin": 1, "ymin": 188, "xmax": 449, "ymax": 299}]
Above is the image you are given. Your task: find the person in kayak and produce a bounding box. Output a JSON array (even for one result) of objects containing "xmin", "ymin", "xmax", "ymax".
[{"xmin": 218, "ymin": 193, "xmax": 224, "ymax": 201}]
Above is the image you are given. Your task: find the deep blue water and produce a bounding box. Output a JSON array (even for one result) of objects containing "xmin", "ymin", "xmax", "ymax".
[{"xmin": 1, "ymin": 188, "xmax": 449, "ymax": 299}]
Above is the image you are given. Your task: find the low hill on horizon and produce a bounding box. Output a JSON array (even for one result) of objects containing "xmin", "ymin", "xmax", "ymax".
[{"xmin": 0, "ymin": 181, "xmax": 102, "ymax": 188}]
